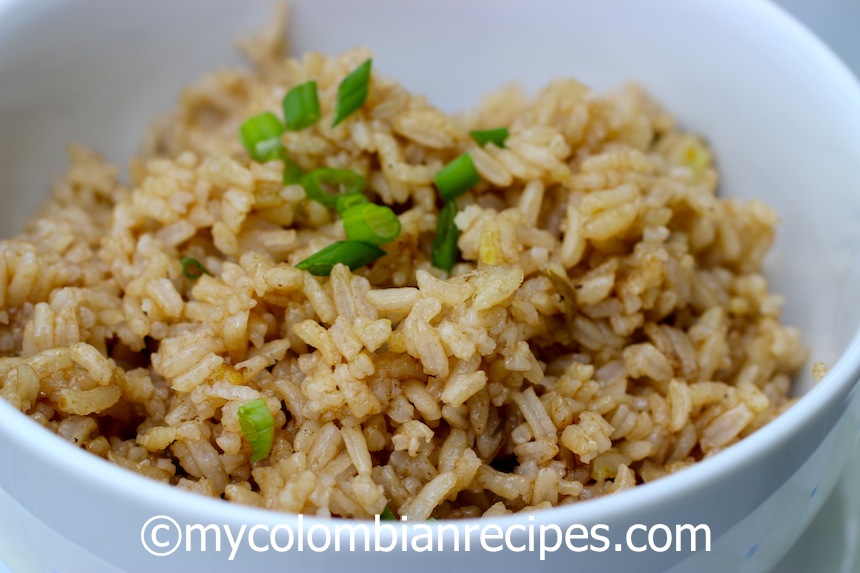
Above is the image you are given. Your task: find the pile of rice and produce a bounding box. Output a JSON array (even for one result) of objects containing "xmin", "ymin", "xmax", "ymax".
[{"xmin": 0, "ymin": 24, "xmax": 806, "ymax": 520}]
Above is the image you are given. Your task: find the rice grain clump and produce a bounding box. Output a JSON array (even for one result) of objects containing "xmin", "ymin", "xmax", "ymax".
[{"xmin": 0, "ymin": 37, "xmax": 806, "ymax": 519}]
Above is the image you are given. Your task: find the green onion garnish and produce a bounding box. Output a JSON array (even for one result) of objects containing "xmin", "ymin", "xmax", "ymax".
[
  {"xmin": 470, "ymin": 127, "xmax": 509, "ymax": 148},
  {"xmin": 181, "ymin": 257, "xmax": 211, "ymax": 280},
  {"xmin": 301, "ymin": 168, "xmax": 366, "ymax": 207},
  {"xmin": 283, "ymin": 80, "xmax": 321, "ymax": 131},
  {"xmin": 381, "ymin": 505, "xmax": 397, "ymax": 520},
  {"xmin": 335, "ymin": 191, "xmax": 369, "ymax": 215},
  {"xmin": 431, "ymin": 201, "xmax": 460, "ymax": 272},
  {"xmin": 332, "ymin": 58, "xmax": 372, "ymax": 127},
  {"xmin": 283, "ymin": 156, "xmax": 304, "ymax": 185},
  {"xmin": 341, "ymin": 203, "xmax": 401, "ymax": 246},
  {"xmin": 296, "ymin": 241, "xmax": 385, "ymax": 276},
  {"xmin": 239, "ymin": 112, "xmax": 285, "ymax": 162},
  {"xmin": 237, "ymin": 398, "xmax": 275, "ymax": 463},
  {"xmin": 434, "ymin": 153, "xmax": 480, "ymax": 201}
]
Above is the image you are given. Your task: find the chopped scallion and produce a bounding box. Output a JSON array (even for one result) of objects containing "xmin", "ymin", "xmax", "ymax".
[
  {"xmin": 342, "ymin": 203, "xmax": 401, "ymax": 246},
  {"xmin": 380, "ymin": 505, "xmax": 397, "ymax": 520},
  {"xmin": 431, "ymin": 201, "xmax": 460, "ymax": 272},
  {"xmin": 332, "ymin": 58, "xmax": 372, "ymax": 126},
  {"xmin": 282, "ymin": 156, "xmax": 304, "ymax": 185},
  {"xmin": 283, "ymin": 80, "xmax": 321, "ymax": 131},
  {"xmin": 301, "ymin": 168, "xmax": 366, "ymax": 207},
  {"xmin": 239, "ymin": 112, "xmax": 285, "ymax": 162},
  {"xmin": 470, "ymin": 127, "xmax": 509, "ymax": 148},
  {"xmin": 335, "ymin": 191, "xmax": 369, "ymax": 214},
  {"xmin": 296, "ymin": 241, "xmax": 385, "ymax": 276},
  {"xmin": 237, "ymin": 398, "xmax": 275, "ymax": 463},
  {"xmin": 181, "ymin": 257, "xmax": 211, "ymax": 280},
  {"xmin": 434, "ymin": 153, "xmax": 480, "ymax": 201}
]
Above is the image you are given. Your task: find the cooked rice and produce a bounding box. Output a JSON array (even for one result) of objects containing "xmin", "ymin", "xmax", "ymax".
[{"xmin": 0, "ymin": 19, "xmax": 807, "ymax": 520}]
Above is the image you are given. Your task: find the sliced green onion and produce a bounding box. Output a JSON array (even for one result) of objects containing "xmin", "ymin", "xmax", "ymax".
[
  {"xmin": 239, "ymin": 111, "xmax": 285, "ymax": 162},
  {"xmin": 470, "ymin": 127, "xmax": 509, "ymax": 148},
  {"xmin": 431, "ymin": 200, "xmax": 460, "ymax": 272},
  {"xmin": 296, "ymin": 241, "xmax": 385, "ymax": 276},
  {"xmin": 181, "ymin": 257, "xmax": 211, "ymax": 280},
  {"xmin": 237, "ymin": 398, "xmax": 275, "ymax": 463},
  {"xmin": 342, "ymin": 203, "xmax": 401, "ymax": 246},
  {"xmin": 335, "ymin": 191, "xmax": 369, "ymax": 215},
  {"xmin": 434, "ymin": 153, "xmax": 480, "ymax": 201},
  {"xmin": 301, "ymin": 168, "xmax": 366, "ymax": 207},
  {"xmin": 379, "ymin": 504, "xmax": 434, "ymax": 521},
  {"xmin": 283, "ymin": 80, "xmax": 321, "ymax": 131},
  {"xmin": 332, "ymin": 58, "xmax": 372, "ymax": 126},
  {"xmin": 282, "ymin": 156, "xmax": 304, "ymax": 185},
  {"xmin": 380, "ymin": 505, "xmax": 397, "ymax": 520}
]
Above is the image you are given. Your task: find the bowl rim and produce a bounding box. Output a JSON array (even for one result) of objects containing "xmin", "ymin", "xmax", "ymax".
[{"xmin": 1, "ymin": 0, "xmax": 860, "ymax": 534}]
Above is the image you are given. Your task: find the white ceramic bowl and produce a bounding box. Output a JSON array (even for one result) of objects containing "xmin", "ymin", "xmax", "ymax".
[{"xmin": 2, "ymin": 1, "xmax": 860, "ymax": 572}]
